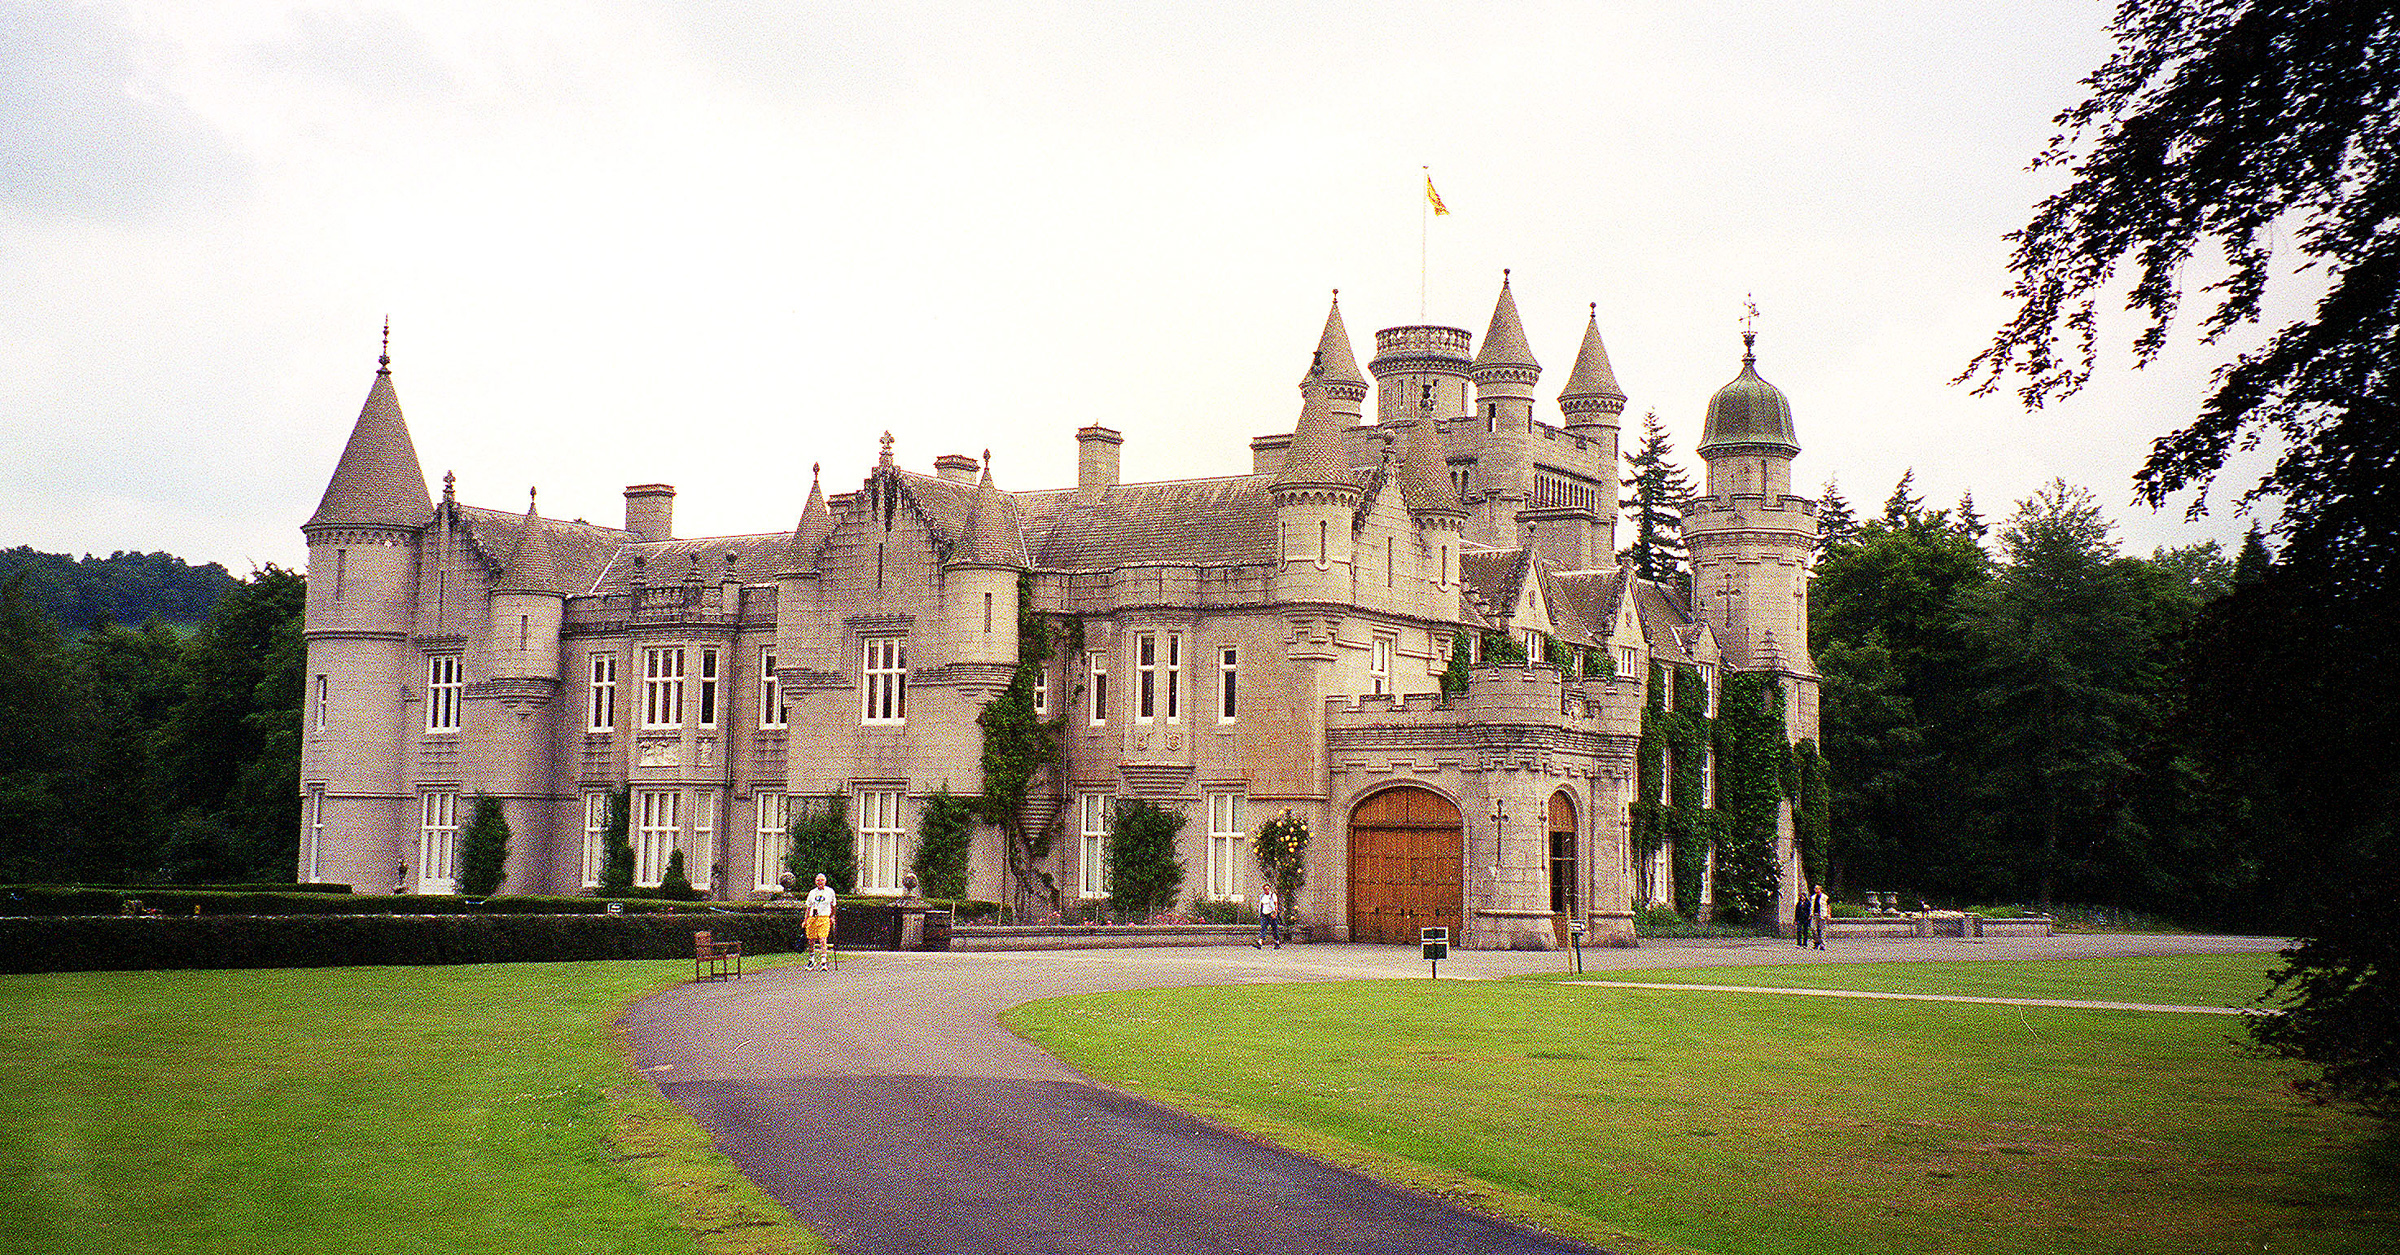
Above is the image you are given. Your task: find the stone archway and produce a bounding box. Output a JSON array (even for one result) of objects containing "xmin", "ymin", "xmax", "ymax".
[
  {"xmin": 1548, "ymin": 790, "xmax": 1578, "ymax": 946},
  {"xmin": 1347, "ymin": 786, "xmax": 1463, "ymax": 945}
]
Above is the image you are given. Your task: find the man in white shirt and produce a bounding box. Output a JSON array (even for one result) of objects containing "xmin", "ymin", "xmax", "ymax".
[
  {"xmin": 804, "ymin": 873, "xmax": 837, "ymax": 970},
  {"xmin": 1256, "ymin": 886, "xmax": 1281, "ymax": 949}
]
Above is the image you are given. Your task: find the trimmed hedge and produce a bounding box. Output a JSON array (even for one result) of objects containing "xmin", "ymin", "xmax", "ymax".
[{"xmin": 0, "ymin": 913, "xmax": 813, "ymax": 974}]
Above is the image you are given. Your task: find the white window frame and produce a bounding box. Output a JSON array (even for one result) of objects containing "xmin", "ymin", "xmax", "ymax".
[
  {"xmin": 1088, "ymin": 650, "xmax": 1108, "ymax": 726},
  {"xmin": 419, "ymin": 790, "xmax": 459, "ymax": 892},
  {"xmin": 857, "ymin": 788, "xmax": 905, "ymax": 894},
  {"xmin": 1033, "ymin": 666, "xmax": 1050, "ymax": 717},
  {"xmin": 1701, "ymin": 745, "xmax": 1717, "ymax": 809},
  {"xmin": 588, "ymin": 653, "xmax": 617, "ymax": 732},
  {"xmin": 1206, "ymin": 794, "xmax": 1245, "ymax": 901},
  {"xmin": 305, "ymin": 785, "xmax": 325, "ymax": 882},
  {"xmin": 1163, "ymin": 633, "xmax": 1181, "ymax": 722},
  {"xmin": 1525, "ymin": 629, "xmax": 1542, "ymax": 659},
  {"xmin": 1618, "ymin": 644, "xmax": 1640, "ymax": 683},
  {"xmin": 311, "ymin": 675, "xmax": 328, "ymax": 732},
  {"xmin": 754, "ymin": 790, "xmax": 791, "ymax": 890},
  {"xmin": 759, "ymin": 647, "xmax": 787, "ymax": 729},
  {"xmin": 1217, "ymin": 647, "xmax": 1238, "ymax": 723},
  {"xmin": 426, "ymin": 655, "xmax": 462, "ymax": 733},
  {"xmin": 643, "ymin": 647, "xmax": 685, "ymax": 730},
  {"xmin": 582, "ymin": 791, "xmax": 609, "ymax": 888},
  {"xmin": 1079, "ymin": 793, "xmax": 1111, "ymax": 897},
  {"xmin": 1699, "ymin": 662, "xmax": 1719, "ymax": 717},
  {"xmin": 691, "ymin": 789, "xmax": 717, "ymax": 890},
  {"xmin": 1135, "ymin": 632, "xmax": 1158, "ymax": 723},
  {"xmin": 862, "ymin": 637, "xmax": 907, "ymax": 724},
  {"xmin": 635, "ymin": 789, "xmax": 679, "ymax": 888},
  {"xmin": 697, "ymin": 647, "xmax": 720, "ymax": 729},
  {"xmin": 1370, "ymin": 634, "xmax": 1394, "ymax": 696}
]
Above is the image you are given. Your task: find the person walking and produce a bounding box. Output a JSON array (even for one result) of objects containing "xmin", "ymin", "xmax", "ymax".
[
  {"xmin": 1794, "ymin": 890, "xmax": 1812, "ymax": 947},
  {"xmin": 1255, "ymin": 886, "xmax": 1282, "ymax": 949},
  {"xmin": 803, "ymin": 873, "xmax": 837, "ymax": 970},
  {"xmin": 1808, "ymin": 883, "xmax": 1830, "ymax": 950}
]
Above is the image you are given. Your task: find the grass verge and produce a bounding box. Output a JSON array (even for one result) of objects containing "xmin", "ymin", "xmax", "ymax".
[
  {"xmin": 1005, "ymin": 954, "xmax": 2397, "ymax": 1255},
  {"xmin": 0, "ymin": 958, "xmax": 827, "ymax": 1255}
]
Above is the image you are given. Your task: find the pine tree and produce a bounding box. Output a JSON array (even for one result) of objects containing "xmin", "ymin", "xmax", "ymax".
[
  {"xmin": 2232, "ymin": 525, "xmax": 2272, "ymax": 587},
  {"xmin": 1955, "ymin": 492, "xmax": 1988, "ymax": 541},
  {"xmin": 597, "ymin": 787, "xmax": 635, "ymax": 896},
  {"xmin": 1619, "ymin": 410, "xmax": 1695, "ymax": 583},
  {"xmin": 657, "ymin": 848, "xmax": 699, "ymax": 901},
  {"xmin": 456, "ymin": 794, "xmax": 511, "ymax": 896},
  {"xmin": 1815, "ymin": 479, "xmax": 1861, "ymax": 552},
  {"xmin": 1882, "ymin": 470, "xmax": 1924, "ymax": 526}
]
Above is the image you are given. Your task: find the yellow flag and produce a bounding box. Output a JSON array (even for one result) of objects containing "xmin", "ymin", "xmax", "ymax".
[{"xmin": 1425, "ymin": 174, "xmax": 1449, "ymax": 216}]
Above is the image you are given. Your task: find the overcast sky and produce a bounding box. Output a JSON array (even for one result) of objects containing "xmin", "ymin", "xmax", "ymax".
[{"xmin": 3, "ymin": 0, "xmax": 2283, "ymax": 575}]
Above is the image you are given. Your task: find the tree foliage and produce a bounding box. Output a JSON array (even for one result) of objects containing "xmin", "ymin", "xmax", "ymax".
[
  {"xmin": 1619, "ymin": 410, "xmax": 1695, "ymax": 585},
  {"xmin": 784, "ymin": 792, "xmax": 856, "ymax": 896},
  {"xmin": 456, "ymin": 794, "xmax": 511, "ymax": 896},
  {"xmin": 1966, "ymin": 0, "xmax": 2399, "ymax": 1118},
  {"xmin": 597, "ymin": 787, "xmax": 634, "ymax": 896},
  {"xmin": 0, "ymin": 547, "xmax": 235, "ymax": 632},
  {"xmin": 912, "ymin": 785, "xmax": 975, "ymax": 899},
  {"xmin": 1251, "ymin": 809, "xmax": 1309, "ymax": 909}
]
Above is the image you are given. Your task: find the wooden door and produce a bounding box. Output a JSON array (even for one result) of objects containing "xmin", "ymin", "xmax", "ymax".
[
  {"xmin": 1347, "ymin": 787, "xmax": 1463, "ymax": 945},
  {"xmin": 1548, "ymin": 791, "xmax": 1578, "ymax": 946}
]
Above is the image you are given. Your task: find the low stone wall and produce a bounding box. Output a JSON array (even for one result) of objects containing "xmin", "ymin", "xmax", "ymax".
[
  {"xmin": 951, "ymin": 923, "xmax": 1302, "ymax": 951},
  {"xmin": 1820, "ymin": 912, "xmax": 2054, "ymax": 940}
]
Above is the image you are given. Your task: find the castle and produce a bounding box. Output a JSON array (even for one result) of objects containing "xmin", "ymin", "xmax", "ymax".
[{"xmin": 297, "ymin": 276, "xmax": 1818, "ymax": 947}]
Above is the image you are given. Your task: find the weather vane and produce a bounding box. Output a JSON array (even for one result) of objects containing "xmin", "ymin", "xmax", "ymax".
[{"xmin": 1742, "ymin": 294, "xmax": 1759, "ymax": 335}]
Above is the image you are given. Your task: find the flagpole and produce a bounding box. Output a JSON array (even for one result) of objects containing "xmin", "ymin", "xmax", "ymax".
[{"xmin": 1420, "ymin": 166, "xmax": 1429, "ymax": 321}]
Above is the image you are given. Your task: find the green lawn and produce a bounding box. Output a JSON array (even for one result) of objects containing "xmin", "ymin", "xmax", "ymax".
[
  {"xmin": 1006, "ymin": 955, "xmax": 2397, "ymax": 1255},
  {"xmin": 0, "ymin": 960, "xmax": 821, "ymax": 1255}
]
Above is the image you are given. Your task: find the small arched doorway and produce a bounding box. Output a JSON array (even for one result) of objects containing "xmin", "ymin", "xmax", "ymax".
[
  {"xmin": 1548, "ymin": 791, "xmax": 1578, "ymax": 946},
  {"xmin": 1348, "ymin": 786, "xmax": 1463, "ymax": 945}
]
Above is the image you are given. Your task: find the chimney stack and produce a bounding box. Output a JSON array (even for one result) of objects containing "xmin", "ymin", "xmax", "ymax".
[
  {"xmin": 1077, "ymin": 425, "xmax": 1122, "ymax": 494},
  {"xmin": 624, "ymin": 484, "xmax": 675, "ymax": 542},
  {"xmin": 933, "ymin": 453, "xmax": 981, "ymax": 484}
]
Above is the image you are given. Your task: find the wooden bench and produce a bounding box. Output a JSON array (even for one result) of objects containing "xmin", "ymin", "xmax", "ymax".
[{"xmin": 694, "ymin": 930, "xmax": 742, "ymax": 981}]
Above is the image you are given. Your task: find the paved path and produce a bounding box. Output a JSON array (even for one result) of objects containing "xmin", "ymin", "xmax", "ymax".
[{"xmin": 619, "ymin": 933, "xmax": 2282, "ymax": 1254}]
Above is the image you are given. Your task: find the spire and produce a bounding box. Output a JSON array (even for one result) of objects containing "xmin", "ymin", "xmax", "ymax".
[
  {"xmin": 493, "ymin": 488, "xmax": 561, "ymax": 595},
  {"xmin": 1558, "ymin": 302, "xmax": 1627, "ymax": 422},
  {"xmin": 781, "ymin": 463, "xmax": 833, "ymax": 576},
  {"xmin": 1272, "ymin": 379, "xmax": 1356, "ymax": 494},
  {"xmin": 1304, "ymin": 289, "xmax": 1367, "ymax": 388},
  {"xmin": 1471, "ymin": 270, "xmax": 1539, "ymax": 375},
  {"xmin": 1698, "ymin": 327, "xmax": 1798, "ymax": 456},
  {"xmin": 952, "ymin": 450, "xmax": 1026, "ymax": 567},
  {"xmin": 307, "ymin": 345, "xmax": 434, "ymax": 530},
  {"xmin": 1396, "ymin": 419, "xmax": 1464, "ymax": 517}
]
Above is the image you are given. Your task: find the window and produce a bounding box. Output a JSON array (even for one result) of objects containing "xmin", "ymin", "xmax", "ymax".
[
  {"xmin": 1136, "ymin": 632, "xmax": 1181, "ymax": 723},
  {"xmin": 1646, "ymin": 842, "xmax": 1671, "ymax": 904},
  {"xmin": 1524, "ymin": 629, "xmax": 1542, "ymax": 658},
  {"xmin": 332, "ymin": 548, "xmax": 347, "ymax": 601},
  {"xmin": 588, "ymin": 654, "xmax": 617, "ymax": 731},
  {"xmin": 1701, "ymin": 745, "xmax": 1717, "ymax": 809},
  {"xmin": 1217, "ymin": 647, "xmax": 1238, "ymax": 722},
  {"xmin": 754, "ymin": 791, "xmax": 791, "ymax": 890},
  {"xmin": 697, "ymin": 648, "xmax": 719, "ymax": 728},
  {"xmin": 858, "ymin": 789, "xmax": 904, "ymax": 892},
  {"xmin": 862, "ymin": 637, "xmax": 906, "ymax": 724},
  {"xmin": 1698, "ymin": 662, "xmax": 1719, "ymax": 717},
  {"xmin": 312, "ymin": 675, "xmax": 328, "ymax": 732},
  {"xmin": 1079, "ymin": 793, "xmax": 1111, "ymax": 897},
  {"xmin": 635, "ymin": 790, "xmax": 679, "ymax": 887},
  {"xmin": 1370, "ymin": 634, "xmax": 1394, "ymax": 695},
  {"xmin": 1088, "ymin": 650, "xmax": 1108, "ymax": 725},
  {"xmin": 691, "ymin": 789, "xmax": 717, "ymax": 890},
  {"xmin": 1206, "ymin": 794, "xmax": 1245, "ymax": 900},
  {"xmin": 426, "ymin": 655, "xmax": 462, "ymax": 733},
  {"xmin": 1618, "ymin": 644, "xmax": 1639, "ymax": 681},
  {"xmin": 643, "ymin": 647, "xmax": 685, "ymax": 729},
  {"xmin": 983, "ymin": 591, "xmax": 994, "ymax": 633},
  {"xmin": 759, "ymin": 648, "xmax": 786, "ymax": 729},
  {"xmin": 419, "ymin": 790, "xmax": 459, "ymax": 892},
  {"xmin": 1033, "ymin": 666, "xmax": 1050, "ymax": 716},
  {"xmin": 305, "ymin": 786, "xmax": 325, "ymax": 882},
  {"xmin": 582, "ymin": 792, "xmax": 610, "ymax": 888}
]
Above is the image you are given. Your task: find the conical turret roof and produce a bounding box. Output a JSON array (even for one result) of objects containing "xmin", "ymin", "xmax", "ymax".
[
  {"xmin": 1471, "ymin": 272, "xmax": 1539, "ymax": 373},
  {"xmin": 780, "ymin": 464, "xmax": 834, "ymax": 575},
  {"xmin": 1396, "ymin": 420, "xmax": 1464, "ymax": 517},
  {"xmin": 952, "ymin": 453, "xmax": 1027, "ymax": 567},
  {"xmin": 1272, "ymin": 379, "xmax": 1355, "ymax": 493},
  {"xmin": 1302, "ymin": 292, "xmax": 1366, "ymax": 392},
  {"xmin": 1559, "ymin": 304, "xmax": 1626, "ymax": 408},
  {"xmin": 493, "ymin": 491, "xmax": 562, "ymax": 594},
  {"xmin": 308, "ymin": 365, "xmax": 433, "ymax": 529},
  {"xmin": 1697, "ymin": 332, "xmax": 1798, "ymax": 455}
]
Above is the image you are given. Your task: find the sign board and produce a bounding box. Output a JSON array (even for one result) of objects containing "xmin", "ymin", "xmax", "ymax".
[{"xmin": 1421, "ymin": 926, "xmax": 1449, "ymax": 962}]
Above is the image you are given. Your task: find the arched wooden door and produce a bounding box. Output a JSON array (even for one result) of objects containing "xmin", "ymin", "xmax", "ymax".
[
  {"xmin": 1348, "ymin": 787, "xmax": 1463, "ymax": 945},
  {"xmin": 1548, "ymin": 791, "xmax": 1578, "ymax": 946}
]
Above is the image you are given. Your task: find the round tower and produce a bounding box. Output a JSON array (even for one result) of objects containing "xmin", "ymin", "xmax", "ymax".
[
  {"xmin": 1272, "ymin": 378, "xmax": 1363, "ymax": 605},
  {"xmin": 1470, "ymin": 270, "xmax": 1540, "ymax": 435},
  {"xmin": 468, "ymin": 490, "xmax": 567, "ymax": 891},
  {"xmin": 1558, "ymin": 303, "xmax": 1629, "ymax": 562},
  {"xmin": 945, "ymin": 452, "xmax": 1024, "ymax": 678},
  {"xmin": 1368, "ymin": 325, "xmax": 1472, "ymax": 427},
  {"xmin": 299, "ymin": 342, "xmax": 434, "ymax": 889}
]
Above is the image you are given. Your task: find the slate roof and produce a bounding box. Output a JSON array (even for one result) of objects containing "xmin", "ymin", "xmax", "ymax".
[
  {"xmin": 1472, "ymin": 275, "xmax": 1539, "ymax": 372},
  {"xmin": 1017, "ymin": 475, "xmax": 1278, "ymax": 569},
  {"xmin": 1559, "ymin": 307, "xmax": 1626, "ymax": 403},
  {"xmin": 309, "ymin": 370, "xmax": 434, "ymax": 529},
  {"xmin": 454, "ymin": 505, "xmax": 629, "ymax": 597}
]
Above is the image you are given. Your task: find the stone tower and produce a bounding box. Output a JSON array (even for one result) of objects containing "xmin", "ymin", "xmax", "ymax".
[
  {"xmin": 470, "ymin": 490, "xmax": 565, "ymax": 890},
  {"xmin": 299, "ymin": 345, "xmax": 433, "ymax": 890},
  {"xmin": 1682, "ymin": 328, "xmax": 1820, "ymax": 916}
]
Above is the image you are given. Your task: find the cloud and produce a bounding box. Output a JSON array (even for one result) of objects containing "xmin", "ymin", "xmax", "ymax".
[{"xmin": 0, "ymin": 0, "xmax": 250, "ymax": 219}]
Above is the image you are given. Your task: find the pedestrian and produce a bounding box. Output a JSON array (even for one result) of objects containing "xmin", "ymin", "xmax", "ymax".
[
  {"xmin": 1809, "ymin": 883, "xmax": 1830, "ymax": 950},
  {"xmin": 804, "ymin": 873, "xmax": 836, "ymax": 970},
  {"xmin": 1256, "ymin": 885, "xmax": 1282, "ymax": 949},
  {"xmin": 1794, "ymin": 890, "xmax": 1812, "ymax": 947}
]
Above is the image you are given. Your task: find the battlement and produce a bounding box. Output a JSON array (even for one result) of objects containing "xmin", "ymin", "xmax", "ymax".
[{"xmin": 1323, "ymin": 662, "xmax": 1641, "ymax": 737}]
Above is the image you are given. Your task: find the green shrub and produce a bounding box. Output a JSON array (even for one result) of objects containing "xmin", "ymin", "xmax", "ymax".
[
  {"xmin": 1831, "ymin": 902, "xmax": 1868, "ymax": 918},
  {"xmin": 1106, "ymin": 799, "xmax": 1186, "ymax": 917},
  {"xmin": 785, "ymin": 793, "xmax": 855, "ymax": 894},
  {"xmin": 1251, "ymin": 809, "xmax": 1309, "ymax": 911},
  {"xmin": 912, "ymin": 787, "xmax": 975, "ymax": 899},
  {"xmin": 0, "ymin": 912, "xmax": 810, "ymax": 974},
  {"xmin": 655, "ymin": 849, "xmax": 700, "ymax": 901},
  {"xmin": 596, "ymin": 787, "xmax": 634, "ymax": 896},
  {"xmin": 1441, "ymin": 632, "xmax": 1472, "ymax": 697},
  {"xmin": 456, "ymin": 794, "xmax": 511, "ymax": 897},
  {"xmin": 1188, "ymin": 898, "xmax": 1245, "ymax": 925}
]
